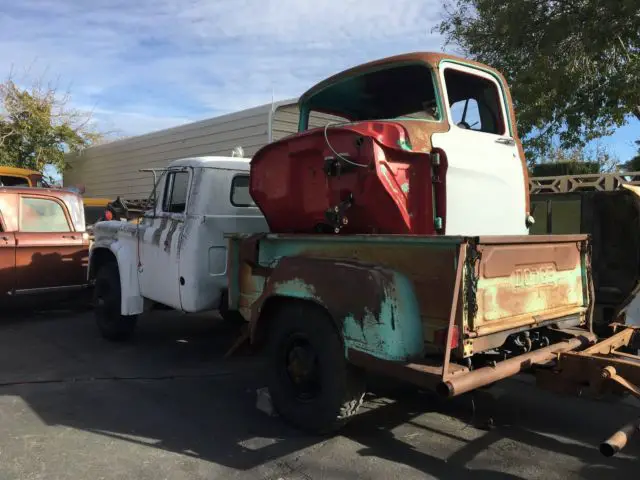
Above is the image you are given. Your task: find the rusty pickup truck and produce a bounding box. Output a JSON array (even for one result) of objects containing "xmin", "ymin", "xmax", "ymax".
[
  {"xmin": 223, "ymin": 52, "xmax": 640, "ymax": 455},
  {"xmin": 0, "ymin": 187, "xmax": 90, "ymax": 299}
]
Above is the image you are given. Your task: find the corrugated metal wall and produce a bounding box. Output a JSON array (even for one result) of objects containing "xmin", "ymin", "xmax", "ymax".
[
  {"xmin": 64, "ymin": 103, "xmax": 278, "ymax": 199},
  {"xmin": 64, "ymin": 99, "xmax": 346, "ymax": 200},
  {"xmin": 272, "ymin": 104, "xmax": 346, "ymax": 141}
]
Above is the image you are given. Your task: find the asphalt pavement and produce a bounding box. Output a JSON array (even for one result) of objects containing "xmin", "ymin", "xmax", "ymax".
[{"xmin": 0, "ymin": 306, "xmax": 638, "ymax": 480}]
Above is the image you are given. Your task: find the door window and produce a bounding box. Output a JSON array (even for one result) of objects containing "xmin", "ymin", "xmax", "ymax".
[
  {"xmin": 20, "ymin": 197, "xmax": 71, "ymax": 232},
  {"xmin": 162, "ymin": 170, "xmax": 190, "ymax": 213},
  {"xmin": 444, "ymin": 68, "xmax": 506, "ymax": 135}
]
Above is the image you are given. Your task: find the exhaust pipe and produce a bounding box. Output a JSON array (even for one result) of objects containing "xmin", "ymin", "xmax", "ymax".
[
  {"xmin": 437, "ymin": 334, "xmax": 594, "ymax": 398},
  {"xmin": 600, "ymin": 418, "xmax": 640, "ymax": 457}
]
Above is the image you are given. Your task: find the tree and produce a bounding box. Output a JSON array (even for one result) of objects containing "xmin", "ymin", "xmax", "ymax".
[
  {"xmin": 0, "ymin": 76, "xmax": 103, "ymax": 173},
  {"xmin": 621, "ymin": 139, "xmax": 640, "ymax": 171},
  {"xmin": 436, "ymin": 0, "xmax": 640, "ymax": 164},
  {"xmin": 531, "ymin": 143, "xmax": 620, "ymax": 176}
]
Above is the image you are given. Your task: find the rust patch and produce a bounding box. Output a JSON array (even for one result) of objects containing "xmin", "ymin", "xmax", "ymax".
[
  {"xmin": 164, "ymin": 219, "xmax": 179, "ymax": 253},
  {"xmin": 441, "ymin": 333, "xmax": 594, "ymax": 397},
  {"xmin": 536, "ymin": 327, "xmax": 640, "ymax": 399},
  {"xmin": 151, "ymin": 217, "xmax": 168, "ymax": 246},
  {"xmin": 296, "ymin": 242, "xmax": 458, "ymax": 326},
  {"xmin": 249, "ymin": 256, "xmax": 396, "ymax": 335},
  {"xmin": 478, "ymin": 243, "xmax": 581, "ymax": 279},
  {"xmin": 394, "ymin": 119, "xmax": 448, "ymax": 152},
  {"xmin": 238, "ymin": 233, "xmax": 270, "ymax": 275},
  {"xmin": 348, "ymin": 348, "xmax": 469, "ymax": 390}
]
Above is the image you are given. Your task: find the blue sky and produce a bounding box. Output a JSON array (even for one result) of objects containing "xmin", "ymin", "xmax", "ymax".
[{"xmin": 0, "ymin": 0, "xmax": 638, "ymax": 165}]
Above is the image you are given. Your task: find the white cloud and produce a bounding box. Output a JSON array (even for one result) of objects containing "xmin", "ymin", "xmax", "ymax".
[
  {"xmin": 0, "ymin": 0, "xmax": 446, "ymax": 136},
  {"xmin": 90, "ymin": 108, "xmax": 196, "ymax": 138}
]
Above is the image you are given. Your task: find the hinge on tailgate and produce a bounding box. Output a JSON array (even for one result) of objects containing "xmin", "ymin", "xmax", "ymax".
[{"xmin": 464, "ymin": 243, "xmax": 482, "ymax": 323}]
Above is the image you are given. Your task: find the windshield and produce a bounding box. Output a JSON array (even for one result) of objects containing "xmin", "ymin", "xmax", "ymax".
[{"xmin": 300, "ymin": 63, "xmax": 441, "ymax": 129}]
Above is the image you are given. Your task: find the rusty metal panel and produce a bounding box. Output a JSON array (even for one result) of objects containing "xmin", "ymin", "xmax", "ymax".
[
  {"xmin": 230, "ymin": 232, "xmax": 593, "ymax": 362},
  {"xmin": 249, "ymin": 235, "xmax": 463, "ymax": 344},
  {"xmin": 468, "ymin": 240, "xmax": 588, "ymax": 344},
  {"xmin": 536, "ymin": 327, "xmax": 640, "ymax": 404}
]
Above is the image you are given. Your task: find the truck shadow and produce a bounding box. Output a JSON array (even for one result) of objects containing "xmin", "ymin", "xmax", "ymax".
[
  {"xmin": 1, "ymin": 312, "xmax": 638, "ymax": 479},
  {"xmin": 343, "ymin": 381, "xmax": 640, "ymax": 479}
]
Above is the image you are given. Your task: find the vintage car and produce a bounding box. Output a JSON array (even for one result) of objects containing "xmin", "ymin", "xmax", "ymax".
[{"xmin": 0, "ymin": 187, "xmax": 90, "ymax": 299}]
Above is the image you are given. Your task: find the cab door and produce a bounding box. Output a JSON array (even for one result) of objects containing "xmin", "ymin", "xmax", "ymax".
[
  {"xmin": 431, "ymin": 61, "xmax": 527, "ymax": 236},
  {"xmin": 138, "ymin": 167, "xmax": 191, "ymax": 309},
  {"xmin": 14, "ymin": 194, "xmax": 86, "ymax": 293}
]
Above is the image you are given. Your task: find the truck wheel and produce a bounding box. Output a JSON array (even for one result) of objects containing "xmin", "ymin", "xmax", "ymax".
[
  {"xmin": 94, "ymin": 262, "xmax": 138, "ymax": 341},
  {"xmin": 266, "ymin": 303, "xmax": 366, "ymax": 434}
]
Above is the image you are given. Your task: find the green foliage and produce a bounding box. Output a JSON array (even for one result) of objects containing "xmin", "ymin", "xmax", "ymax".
[
  {"xmin": 436, "ymin": 0, "xmax": 640, "ymax": 162},
  {"xmin": 621, "ymin": 140, "xmax": 640, "ymax": 171},
  {"xmin": 530, "ymin": 143, "xmax": 620, "ymax": 176},
  {"xmin": 0, "ymin": 78, "xmax": 103, "ymax": 173},
  {"xmin": 531, "ymin": 162, "xmax": 600, "ymax": 177}
]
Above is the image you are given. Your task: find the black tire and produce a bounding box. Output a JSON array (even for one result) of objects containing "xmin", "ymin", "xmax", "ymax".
[
  {"xmin": 94, "ymin": 262, "xmax": 138, "ymax": 341},
  {"xmin": 265, "ymin": 302, "xmax": 366, "ymax": 434}
]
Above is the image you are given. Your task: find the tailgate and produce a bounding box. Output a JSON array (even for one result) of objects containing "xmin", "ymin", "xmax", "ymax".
[{"xmin": 466, "ymin": 234, "xmax": 591, "ymax": 342}]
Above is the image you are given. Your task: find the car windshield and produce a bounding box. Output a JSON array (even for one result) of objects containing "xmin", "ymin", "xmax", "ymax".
[{"xmin": 302, "ymin": 63, "xmax": 440, "ymax": 126}]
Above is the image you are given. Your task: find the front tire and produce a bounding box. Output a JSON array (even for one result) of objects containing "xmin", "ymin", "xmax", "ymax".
[
  {"xmin": 94, "ymin": 262, "xmax": 138, "ymax": 341},
  {"xmin": 266, "ymin": 303, "xmax": 366, "ymax": 434}
]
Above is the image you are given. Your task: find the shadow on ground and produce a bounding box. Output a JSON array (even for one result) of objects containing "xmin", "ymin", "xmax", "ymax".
[{"xmin": 0, "ymin": 308, "xmax": 638, "ymax": 479}]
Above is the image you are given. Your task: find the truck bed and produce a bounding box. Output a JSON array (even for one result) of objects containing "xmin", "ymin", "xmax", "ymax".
[{"xmin": 226, "ymin": 233, "xmax": 592, "ymax": 362}]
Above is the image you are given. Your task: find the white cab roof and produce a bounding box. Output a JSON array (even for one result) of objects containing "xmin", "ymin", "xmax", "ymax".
[{"xmin": 168, "ymin": 156, "xmax": 251, "ymax": 171}]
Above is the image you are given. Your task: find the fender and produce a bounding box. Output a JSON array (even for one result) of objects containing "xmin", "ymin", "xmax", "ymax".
[
  {"xmin": 251, "ymin": 256, "xmax": 424, "ymax": 361},
  {"xmin": 89, "ymin": 221, "xmax": 144, "ymax": 316}
]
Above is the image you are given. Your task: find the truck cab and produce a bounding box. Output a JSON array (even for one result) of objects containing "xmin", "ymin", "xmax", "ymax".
[
  {"xmin": 88, "ymin": 156, "xmax": 268, "ymax": 340},
  {"xmin": 0, "ymin": 187, "xmax": 89, "ymax": 299},
  {"xmin": 251, "ymin": 52, "xmax": 531, "ymax": 236}
]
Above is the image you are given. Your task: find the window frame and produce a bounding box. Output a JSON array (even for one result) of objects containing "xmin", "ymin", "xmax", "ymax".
[
  {"xmin": 161, "ymin": 168, "xmax": 192, "ymax": 215},
  {"xmin": 19, "ymin": 195, "xmax": 73, "ymax": 233},
  {"xmin": 439, "ymin": 61, "xmax": 511, "ymax": 138},
  {"xmin": 298, "ymin": 61, "xmax": 446, "ymax": 132},
  {"xmin": 229, "ymin": 174, "xmax": 256, "ymax": 208}
]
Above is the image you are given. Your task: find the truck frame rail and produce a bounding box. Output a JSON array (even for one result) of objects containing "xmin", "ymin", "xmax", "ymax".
[{"xmin": 535, "ymin": 324, "xmax": 640, "ymax": 457}]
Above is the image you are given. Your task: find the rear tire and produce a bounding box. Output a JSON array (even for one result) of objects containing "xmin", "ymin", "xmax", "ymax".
[
  {"xmin": 94, "ymin": 262, "xmax": 138, "ymax": 341},
  {"xmin": 265, "ymin": 302, "xmax": 365, "ymax": 434}
]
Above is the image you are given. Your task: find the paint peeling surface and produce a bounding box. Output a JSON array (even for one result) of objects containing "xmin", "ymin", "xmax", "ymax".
[
  {"xmin": 229, "ymin": 232, "xmax": 593, "ymax": 362},
  {"xmin": 258, "ymin": 256, "xmax": 424, "ymax": 361},
  {"xmin": 466, "ymin": 237, "xmax": 591, "ymax": 353}
]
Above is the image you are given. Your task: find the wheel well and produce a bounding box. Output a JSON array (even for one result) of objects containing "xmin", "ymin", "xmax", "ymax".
[
  {"xmin": 89, "ymin": 248, "xmax": 118, "ymax": 280},
  {"xmin": 252, "ymin": 296, "xmax": 342, "ymax": 348}
]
